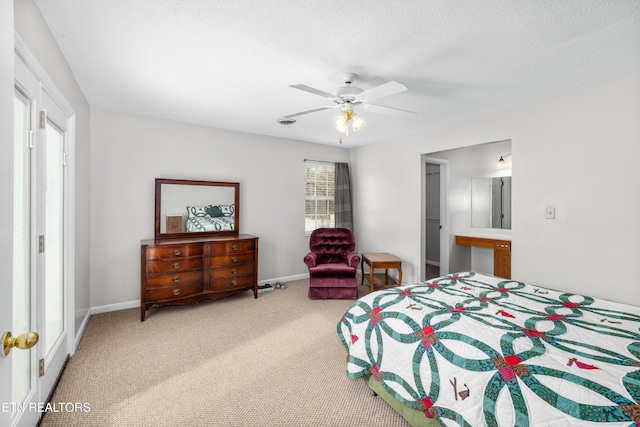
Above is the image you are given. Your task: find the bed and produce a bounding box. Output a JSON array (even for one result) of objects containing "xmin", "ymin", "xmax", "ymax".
[
  {"xmin": 185, "ymin": 204, "xmax": 235, "ymax": 232},
  {"xmin": 336, "ymin": 272, "xmax": 640, "ymax": 426}
]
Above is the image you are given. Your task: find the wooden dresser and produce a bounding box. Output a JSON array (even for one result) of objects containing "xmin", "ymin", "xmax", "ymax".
[
  {"xmin": 141, "ymin": 234, "xmax": 258, "ymax": 321},
  {"xmin": 455, "ymin": 235, "xmax": 511, "ymax": 279}
]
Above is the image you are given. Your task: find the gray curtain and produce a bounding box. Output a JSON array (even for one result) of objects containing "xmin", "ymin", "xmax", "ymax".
[{"xmin": 334, "ymin": 162, "xmax": 353, "ymax": 230}]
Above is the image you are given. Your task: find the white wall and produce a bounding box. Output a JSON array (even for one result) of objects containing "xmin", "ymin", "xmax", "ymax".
[
  {"xmin": 352, "ymin": 72, "xmax": 640, "ymax": 306},
  {"xmin": 89, "ymin": 109, "xmax": 350, "ymax": 307},
  {"xmin": 14, "ymin": 0, "xmax": 92, "ymax": 336}
]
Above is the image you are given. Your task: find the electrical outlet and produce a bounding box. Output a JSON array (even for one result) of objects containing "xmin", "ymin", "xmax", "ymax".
[{"xmin": 546, "ymin": 207, "xmax": 555, "ymax": 219}]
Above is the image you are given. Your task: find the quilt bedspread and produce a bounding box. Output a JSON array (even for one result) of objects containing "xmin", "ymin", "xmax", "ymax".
[
  {"xmin": 185, "ymin": 215, "xmax": 234, "ymax": 232},
  {"xmin": 336, "ymin": 272, "xmax": 640, "ymax": 426}
]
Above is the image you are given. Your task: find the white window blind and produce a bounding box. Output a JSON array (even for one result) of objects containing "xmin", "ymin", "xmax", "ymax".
[
  {"xmin": 13, "ymin": 88, "xmax": 32, "ymax": 404},
  {"xmin": 304, "ymin": 161, "xmax": 335, "ymax": 234}
]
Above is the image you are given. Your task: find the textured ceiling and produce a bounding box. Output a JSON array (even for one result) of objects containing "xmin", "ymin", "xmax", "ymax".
[{"xmin": 34, "ymin": 0, "xmax": 640, "ymax": 147}]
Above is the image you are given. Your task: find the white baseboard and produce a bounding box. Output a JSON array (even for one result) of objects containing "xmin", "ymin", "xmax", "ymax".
[
  {"xmin": 258, "ymin": 273, "xmax": 309, "ymax": 285},
  {"xmin": 73, "ymin": 310, "xmax": 91, "ymax": 354},
  {"xmin": 91, "ymin": 299, "xmax": 140, "ymax": 315}
]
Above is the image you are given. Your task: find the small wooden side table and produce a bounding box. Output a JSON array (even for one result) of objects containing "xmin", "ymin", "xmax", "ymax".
[{"xmin": 361, "ymin": 253, "xmax": 403, "ymax": 293}]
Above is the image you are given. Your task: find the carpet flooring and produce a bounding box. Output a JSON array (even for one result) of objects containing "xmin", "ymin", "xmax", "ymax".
[{"xmin": 39, "ymin": 279, "xmax": 409, "ymax": 426}]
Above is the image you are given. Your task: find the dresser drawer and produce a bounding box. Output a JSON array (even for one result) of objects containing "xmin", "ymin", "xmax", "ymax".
[
  {"xmin": 210, "ymin": 275, "xmax": 255, "ymax": 292},
  {"xmin": 209, "ymin": 263, "xmax": 255, "ymax": 280},
  {"xmin": 210, "ymin": 252, "xmax": 254, "ymax": 267},
  {"xmin": 141, "ymin": 235, "xmax": 259, "ymax": 321},
  {"xmin": 146, "ymin": 244, "xmax": 203, "ymax": 260},
  {"xmin": 209, "ymin": 240, "xmax": 255, "ymax": 255},
  {"xmin": 145, "ymin": 270, "xmax": 202, "ymax": 287},
  {"xmin": 146, "ymin": 282, "xmax": 202, "ymax": 301},
  {"xmin": 146, "ymin": 258, "xmax": 202, "ymax": 274}
]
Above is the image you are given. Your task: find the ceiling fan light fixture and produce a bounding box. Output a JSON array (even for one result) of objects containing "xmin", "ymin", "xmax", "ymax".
[
  {"xmin": 350, "ymin": 112, "xmax": 365, "ymax": 131},
  {"xmin": 287, "ymin": 72, "xmax": 415, "ymax": 140},
  {"xmin": 333, "ymin": 112, "xmax": 349, "ymax": 133},
  {"xmin": 333, "ymin": 109, "xmax": 365, "ymax": 134}
]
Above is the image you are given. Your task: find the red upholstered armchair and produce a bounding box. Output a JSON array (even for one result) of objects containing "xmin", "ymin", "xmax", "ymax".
[{"xmin": 304, "ymin": 228, "xmax": 360, "ymax": 299}]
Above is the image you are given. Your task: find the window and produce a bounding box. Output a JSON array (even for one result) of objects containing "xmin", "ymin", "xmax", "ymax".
[{"xmin": 305, "ymin": 162, "xmax": 334, "ymax": 234}]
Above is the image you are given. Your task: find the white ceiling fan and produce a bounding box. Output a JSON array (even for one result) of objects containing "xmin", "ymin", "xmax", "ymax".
[{"xmin": 282, "ymin": 73, "xmax": 417, "ymax": 136}]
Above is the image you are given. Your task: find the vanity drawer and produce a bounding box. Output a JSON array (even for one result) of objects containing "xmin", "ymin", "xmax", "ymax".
[
  {"xmin": 209, "ymin": 263, "xmax": 255, "ymax": 280},
  {"xmin": 210, "ymin": 275, "xmax": 255, "ymax": 292},
  {"xmin": 146, "ymin": 258, "xmax": 202, "ymax": 274},
  {"xmin": 146, "ymin": 245, "xmax": 203, "ymax": 260},
  {"xmin": 494, "ymin": 241, "xmax": 511, "ymax": 279},
  {"xmin": 145, "ymin": 270, "xmax": 202, "ymax": 287},
  {"xmin": 146, "ymin": 283, "xmax": 202, "ymax": 301},
  {"xmin": 494, "ymin": 241, "xmax": 511, "ymax": 251},
  {"xmin": 209, "ymin": 240, "xmax": 255, "ymax": 255}
]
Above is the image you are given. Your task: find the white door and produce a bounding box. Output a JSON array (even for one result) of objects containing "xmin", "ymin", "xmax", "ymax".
[
  {"xmin": 38, "ymin": 85, "xmax": 72, "ymax": 409},
  {"xmin": 1, "ymin": 43, "xmax": 75, "ymax": 427}
]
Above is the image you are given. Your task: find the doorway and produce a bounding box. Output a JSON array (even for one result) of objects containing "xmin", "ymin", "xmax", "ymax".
[
  {"xmin": 2, "ymin": 39, "xmax": 76, "ymax": 427},
  {"xmin": 425, "ymin": 162, "xmax": 440, "ymax": 279},
  {"xmin": 422, "ymin": 157, "xmax": 448, "ymax": 281}
]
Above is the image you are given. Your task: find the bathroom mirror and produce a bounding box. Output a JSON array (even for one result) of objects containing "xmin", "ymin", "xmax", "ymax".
[
  {"xmin": 471, "ymin": 177, "xmax": 511, "ymax": 229},
  {"xmin": 155, "ymin": 178, "xmax": 240, "ymax": 239}
]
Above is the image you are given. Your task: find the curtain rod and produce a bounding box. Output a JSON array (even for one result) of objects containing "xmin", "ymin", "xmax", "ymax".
[
  {"xmin": 303, "ymin": 159, "xmax": 336, "ymax": 165},
  {"xmin": 303, "ymin": 159, "xmax": 351, "ymax": 166}
]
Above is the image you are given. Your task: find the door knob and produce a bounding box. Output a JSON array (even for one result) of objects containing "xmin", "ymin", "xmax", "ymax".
[{"xmin": 2, "ymin": 331, "xmax": 39, "ymax": 357}]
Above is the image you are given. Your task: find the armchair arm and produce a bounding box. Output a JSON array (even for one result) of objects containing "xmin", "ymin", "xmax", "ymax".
[
  {"xmin": 347, "ymin": 252, "xmax": 361, "ymax": 268},
  {"xmin": 303, "ymin": 252, "xmax": 317, "ymax": 269}
]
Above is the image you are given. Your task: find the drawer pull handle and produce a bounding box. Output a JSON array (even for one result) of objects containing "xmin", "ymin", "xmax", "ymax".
[
  {"xmin": 172, "ymin": 262, "xmax": 181, "ymax": 269},
  {"xmin": 172, "ymin": 288, "xmax": 180, "ymax": 296},
  {"xmin": 231, "ymin": 244, "xmax": 239, "ymax": 251},
  {"xmin": 231, "ymin": 269, "xmax": 238, "ymax": 275},
  {"xmin": 231, "ymin": 257, "xmax": 238, "ymax": 263},
  {"xmin": 231, "ymin": 280, "xmax": 238, "ymax": 286},
  {"xmin": 172, "ymin": 276, "xmax": 181, "ymax": 283},
  {"xmin": 173, "ymin": 249, "xmax": 181, "ymax": 255}
]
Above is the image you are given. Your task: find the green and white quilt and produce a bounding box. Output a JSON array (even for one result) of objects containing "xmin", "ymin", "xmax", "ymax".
[
  {"xmin": 337, "ymin": 272, "xmax": 640, "ymax": 426},
  {"xmin": 185, "ymin": 215, "xmax": 234, "ymax": 232},
  {"xmin": 185, "ymin": 204, "xmax": 235, "ymax": 232}
]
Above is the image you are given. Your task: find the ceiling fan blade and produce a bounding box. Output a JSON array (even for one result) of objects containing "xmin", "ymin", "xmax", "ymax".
[
  {"xmin": 362, "ymin": 104, "xmax": 417, "ymax": 119},
  {"xmin": 284, "ymin": 106, "xmax": 336, "ymax": 118},
  {"xmin": 290, "ymin": 84, "xmax": 337, "ymax": 100},
  {"xmin": 357, "ymin": 81, "xmax": 408, "ymax": 102}
]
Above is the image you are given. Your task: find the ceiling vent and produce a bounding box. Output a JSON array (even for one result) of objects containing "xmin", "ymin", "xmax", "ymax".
[{"xmin": 277, "ymin": 117, "xmax": 296, "ymax": 125}]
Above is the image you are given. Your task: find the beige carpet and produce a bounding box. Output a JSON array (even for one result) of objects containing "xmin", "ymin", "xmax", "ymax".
[{"xmin": 40, "ymin": 279, "xmax": 409, "ymax": 426}]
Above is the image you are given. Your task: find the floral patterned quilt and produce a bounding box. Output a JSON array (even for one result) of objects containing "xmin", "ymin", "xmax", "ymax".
[{"xmin": 336, "ymin": 272, "xmax": 640, "ymax": 426}]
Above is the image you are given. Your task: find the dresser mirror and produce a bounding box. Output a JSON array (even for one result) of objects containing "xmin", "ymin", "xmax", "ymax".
[
  {"xmin": 155, "ymin": 178, "xmax": 240, "ymax": 239},
  {"xmin": 471, "ymin": 176, "xmax": 511, "ymax": 229}
]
